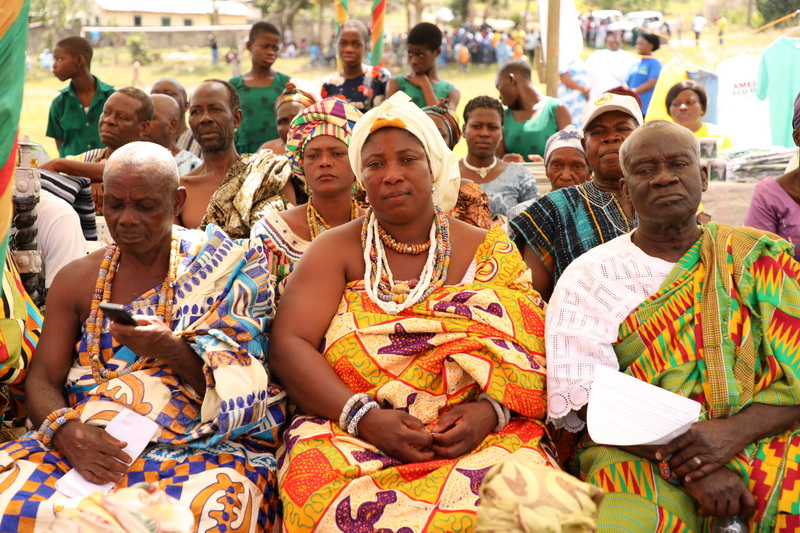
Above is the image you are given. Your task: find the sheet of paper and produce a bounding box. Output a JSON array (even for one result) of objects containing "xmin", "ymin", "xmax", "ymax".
[
  {"xmin": 55, "ymin": 408, "xmax": 159, "ymax": 498},
  {"xmin": 587, "ymin": 365, "xmax": 701, "ymax": 446}
]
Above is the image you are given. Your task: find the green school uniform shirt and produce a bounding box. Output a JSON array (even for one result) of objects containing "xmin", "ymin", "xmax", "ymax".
[
  {"xmin": 396, "ymin": 77, "xmax": 454, "ymax": 108},
  {"xmin": 46, "ymin": 76, "xmax": 115, "ymax": 157},
  {"xmin": 503, "ymin": 97, "xmax": 559, "ymax": 162},
  {"xmin": 231, "ymin": 72, "xmax": 290, "ymax": 154}
]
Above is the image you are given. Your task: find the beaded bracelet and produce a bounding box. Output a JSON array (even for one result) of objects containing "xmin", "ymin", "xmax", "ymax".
[
  {"xmin": 347, "ymin": 401, "xmax": 380, "ymax": 437},
  {"xmin": 339, "ymin": 393, "xmax": 372, "ymax": 430},
  {"xmin": 479, "ymin": 393, "xmax": 511, "ymax": 433},
  {"xmin": 658, "ymin": 454, "xmax": 682, "ymax": 486},
  {"xmin": 39, "ymin": 407, "xmax": 79, "ymax": 447}
]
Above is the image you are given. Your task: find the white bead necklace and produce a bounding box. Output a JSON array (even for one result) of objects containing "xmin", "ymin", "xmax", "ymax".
[
  {"xmin": 462, "ymin": 156, "xmax": 498, "ymax": 179},
  {"xmin": 363, "ymin": 210, "xmax": 439, "ymax": 315}
]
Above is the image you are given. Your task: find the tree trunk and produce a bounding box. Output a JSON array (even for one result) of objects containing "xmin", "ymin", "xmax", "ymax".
[
  {"xmin": 282, "ymin": 0, "xmax": 306, "ymax": 36},
  {"xmin": 414, "ymin": 0, "xmax": 424, "ymax": 27},
  {"xmin": 466, "ymin": 0, "xmax": 476, "ymax": 25}
]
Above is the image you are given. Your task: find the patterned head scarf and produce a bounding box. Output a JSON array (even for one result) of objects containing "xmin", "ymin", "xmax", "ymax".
[
  {"xmin": 285, "ymin": 97, "xmax": 362, "ymax": 182},
  {"xmin": 349, "ymin": 91, "xmax": 461, "ymax": 212},
  {"xmin": 544, "ymin": 125, "xmax": 587, "ymax": 166},
  {"xmin": 274, "ymin": 81, "xmax": 318, "ymax": 112},
  {"xmin": 422, "ymin": 98, "xmax": 461, "ymax": 150}
]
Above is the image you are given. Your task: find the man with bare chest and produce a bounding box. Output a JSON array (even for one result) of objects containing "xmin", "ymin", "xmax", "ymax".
[
  {"xmin": 180, "ymin": 78, "xmax": 295, "ymax": 236},
  {"xmin": 178, "ymin": 79, "xmax": 243, "ymax": 229}
]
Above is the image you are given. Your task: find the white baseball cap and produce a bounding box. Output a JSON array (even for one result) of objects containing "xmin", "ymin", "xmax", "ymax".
[{"xmin": 580, "ymin": 93, "xmax": 644, "ymax": 133}]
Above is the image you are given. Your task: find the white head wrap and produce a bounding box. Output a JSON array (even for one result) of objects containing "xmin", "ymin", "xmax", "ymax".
[
  {"xmin": 544, "ymin": 125, "xmax": 586, "ymax": 166},
  {"xmin": 348, "ymin": 91, "xmax": 461, "ymax": 212}
]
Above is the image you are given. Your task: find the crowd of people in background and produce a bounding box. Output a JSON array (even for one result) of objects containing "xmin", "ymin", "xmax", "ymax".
[{"xmin": 2, "ymin": 11, "xmax": 800, "ymax": 532}]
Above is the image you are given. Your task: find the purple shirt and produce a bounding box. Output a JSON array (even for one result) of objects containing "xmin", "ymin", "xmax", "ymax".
[{"xmin": 744, "ymin": 177, "xmax": 800, "ymax": 257}]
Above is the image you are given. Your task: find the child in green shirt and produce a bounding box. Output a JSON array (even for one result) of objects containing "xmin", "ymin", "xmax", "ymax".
[
  {"xmin": 386, "ymin": 22, "xmax": 460, "ymax": 109},
  {"xmin": 231, "ymin": 22, "xmax": 290, "ymax": 154},
  {"xmin": 46, "ymin": 36, "xmax": 115, "ymax": 157}
]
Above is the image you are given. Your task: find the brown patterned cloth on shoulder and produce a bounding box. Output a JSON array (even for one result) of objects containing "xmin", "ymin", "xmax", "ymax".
[
  {"xmin": 200, "ymin": 150, "xmax": 292, "ymax": 238},
  {"xmin": 452, "ymin": 180, "xmax": 492, "ymax": 229}
]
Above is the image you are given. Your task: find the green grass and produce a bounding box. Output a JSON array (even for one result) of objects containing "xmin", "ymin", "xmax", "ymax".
[{"xmin": 21, "ymin": 25, "xmax": 787, "ymax": 158}]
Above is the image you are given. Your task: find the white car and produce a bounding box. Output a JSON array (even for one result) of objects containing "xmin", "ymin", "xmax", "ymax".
[{"xmin": 609, "ymin": 11, "xmax": 673, "ymax": 43}]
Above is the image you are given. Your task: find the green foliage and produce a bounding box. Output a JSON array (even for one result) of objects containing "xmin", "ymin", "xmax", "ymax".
[
  {"xmin": 755, "ymin": 0, "xmax": 798, "ymax": 26},
  {"xmin": 126, "ymin": 34, "xmax": 157, "ymax": 65},
  {"xmin": 29, "ymin": 0, "xmax": 89, "ymax": 49}
]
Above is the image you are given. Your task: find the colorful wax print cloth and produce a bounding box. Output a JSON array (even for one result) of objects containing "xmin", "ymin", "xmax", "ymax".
[
  {"xmin": 200, "ymin": 150, "xmax": 292, "ymax": 239},
  {"xmin": 0, "ymin": 253, "xmax": 42, "ymax": 422},
  {"xmin": 574, "ymin": 224, "xmax": 800, "ymax": 532},
  {"xmin": 509, "ymin": 179, "xmax": 637, "ymax": 286},
  {"xmin": 0, "ymin": 225, "xmax": 287, "ymax": 532},
  {"xmin": 250, "ymin": 207, "xmax": 310, "ymax": 301},
  {"xmin": 320, "ymin": 64, "xmax": 392, "ymax": 112},
  {"xmin": 278, "ymin": 227, "xmax": 559, "ymax": 532}
]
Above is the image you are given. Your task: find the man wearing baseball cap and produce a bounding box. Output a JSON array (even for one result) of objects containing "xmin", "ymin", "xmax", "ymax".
[{"xmin": 510, "ymin": 92, "xmax": 643, "ymax": 301}]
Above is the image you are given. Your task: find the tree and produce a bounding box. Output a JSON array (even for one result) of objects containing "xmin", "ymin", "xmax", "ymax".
[
  {"xmin": 755, "ymin": 0, "xmax": 797, "ymax": 26},
  {"xmin": 254, "ymin": 0, "xmax": 313, "ymax": 36},
  {"xmin": 29, "ymin": 0, "xmax": 89, "ymax": 49}
]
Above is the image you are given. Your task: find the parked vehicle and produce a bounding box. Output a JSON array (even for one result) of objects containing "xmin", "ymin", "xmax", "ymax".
[{"xmin": 609, "ymin": 11, "xmax": 673, "ymax": 44}]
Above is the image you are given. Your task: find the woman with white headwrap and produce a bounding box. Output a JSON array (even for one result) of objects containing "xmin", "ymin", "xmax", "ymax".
[{"xmin": 270, "ymin": 92, "xmax": 560, "ymax": 532}]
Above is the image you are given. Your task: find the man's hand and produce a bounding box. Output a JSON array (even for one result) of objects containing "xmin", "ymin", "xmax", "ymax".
[
  {"xmin": 430, "ymin": 400, "xmax": 497, "ymax": 459},
  {"xmin": 656, "ymin": 419, "xmax": 746, "ymax": 483},
  {"xmin": 52, "ymin": 421, "xmax": 131, "ymax": 484},
  {"xmin": 684, "ymin": 467, "xmax": 755, "ymax": 519},
  {"xmin": 108, "ymin": 316, "xmax": 181, "ymax": 362},
  {"xmin": 357, "ymin": 408, "xmax": 435, "ymax": 463},
  {"xmin": 39, "ymin": 159, "xmax": 62, "ymax": 172}
]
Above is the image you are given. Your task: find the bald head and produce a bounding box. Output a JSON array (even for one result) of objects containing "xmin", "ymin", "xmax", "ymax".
[
  {"xmin": 104, "ymin": 141, "xmax": 179, "ymax": 193},
  {"xmin": 145, "ymin": 94, "xmax": 182, "ymax": 150},
  {"xmin": 151, "ymin": 77, "xmax": 188, "ymax": 111},
  {"xmin": 620, "ymin": 120, "xmax": 700, "ymax": 176}
]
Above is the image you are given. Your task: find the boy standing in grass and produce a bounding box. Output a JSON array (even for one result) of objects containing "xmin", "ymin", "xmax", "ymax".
[
  {"xmin": 386, "ymin": 22, "xmax": 460, "ymax": 109},
  {"xmin": 46, "ymin": 36, "xmax": 115, "ymax": 157},
  {"xmin": 230, "ymin": 22, "xmax": 290, "ymax": 154}
]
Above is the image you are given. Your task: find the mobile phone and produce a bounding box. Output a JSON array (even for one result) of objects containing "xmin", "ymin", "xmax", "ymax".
[{"xmin": 98, "ymin": 303, "xmax": 139, "ymax": 326}]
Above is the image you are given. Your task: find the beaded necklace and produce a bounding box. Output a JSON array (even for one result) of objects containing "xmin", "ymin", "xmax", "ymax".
[
  {"xmin": 86, "ymin": 239, "xmax": 180, "ymax": 383},
  {"xmin": 377, "ymin": 224, "xmax": 431, "ymax": 255},
  {"xmin": 306, "ymin": 197, "xmax": 359, "ymax": 240},
  {"xmin": 362, "ymin": 206, "xmax": 451, "ymax": 315}
]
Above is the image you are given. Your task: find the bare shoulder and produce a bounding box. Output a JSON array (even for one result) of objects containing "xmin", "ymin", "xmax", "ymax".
[
  {"xmin": 295, "ymin": 219, "xmax": 364, "ymax": 279},
  {"xmin": 48, "ymin": 247, "xmax": 106, "ymax": 320},
  {"xmin": 278, "ymin": 204, "xmax": 308, "ymax": 237},
  {"xmin": 449, "ymin": 216, "xmax": 489, "ymax": 248}
]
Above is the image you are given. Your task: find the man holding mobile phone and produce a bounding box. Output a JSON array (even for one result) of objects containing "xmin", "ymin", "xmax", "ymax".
[{"xmin": 0, "ymin": 142, "xmax": 286, "ymax": 532}]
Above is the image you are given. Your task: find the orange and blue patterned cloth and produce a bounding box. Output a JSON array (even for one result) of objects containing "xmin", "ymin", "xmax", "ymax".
[
  {"xmin": 576, "ymin": 224, "xmax": 800, "ymax": 532},
  {"xmin": 277, "ymin": 227, "xmax": 559, "ymax": 532},
  {"xmin": 0, "ymin": 225, "xmax": 287, "ymax": 532}
]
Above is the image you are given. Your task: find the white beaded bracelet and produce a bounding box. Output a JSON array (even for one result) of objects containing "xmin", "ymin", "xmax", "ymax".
[
  {"xmin": 479, "ymin": 393, "xmax": 510, "ymax": 433},
  {"xmin": 347, "ymin": 401, "xmax": 380, "ymax": 437},
  {"xmin": 339, "ymin": 393, "xmax": 372, "ymax": 430}
]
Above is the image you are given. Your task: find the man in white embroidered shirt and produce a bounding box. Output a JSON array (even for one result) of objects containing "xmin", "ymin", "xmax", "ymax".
[{"xmin": 545, "ymin": 120, "xmax": 800, "ymax": 531}]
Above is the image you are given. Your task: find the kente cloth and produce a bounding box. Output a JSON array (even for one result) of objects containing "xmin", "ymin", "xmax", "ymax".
[
  {"xmin": 0, "ymin": 225, "xmax": 288, "ymax": 532},
  {"xmin": 278, "ymin": 227, "xmax": 559, "ymax": 532},
  {"xmin": 572, "ymin": 224, "xmax": 800, "ymax": 532},
  {"xmin": 200, "ymin": 150, "xmax": 292, "ymax": 238},
  {"xmin": 284, "ymin": 97, "xmax": 362, "ymax": 183},
  {"xmin": 475, "ymin": 456, "xmax": 603, "ymax": 533},
  {"xmin": 0, "ymin": 253, "xmax": 42, "ymax": 422},
  {"xmin": 275, "ymin": 81, "xmax": 318, "ymax": 112},
  {"xmin": 509, "ymin": 179, "xmax": 637, "ymax": 285},
  {"xmin": 250, "ymin": 207, "xmax": 309, "ymax": 301},
  {"xmin": 47, "ymin": 483, "xmax": 195, "ymax": 533},
  {"xmin": 349, "ymin": 91, "xmax": 461, "ymax": 212}
]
